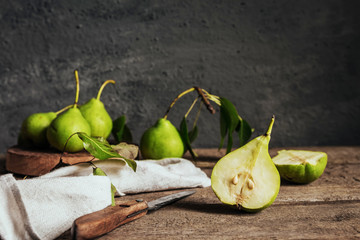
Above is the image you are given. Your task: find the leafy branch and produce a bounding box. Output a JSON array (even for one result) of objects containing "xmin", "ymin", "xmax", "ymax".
[{"xmin": 164, "ymin": 86, "xmax": 254, "ymax": 157}]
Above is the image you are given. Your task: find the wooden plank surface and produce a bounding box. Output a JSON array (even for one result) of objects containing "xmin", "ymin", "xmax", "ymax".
[{"xmin": 1, "ymin": 146, "xmax": 360, "ymax": 239}]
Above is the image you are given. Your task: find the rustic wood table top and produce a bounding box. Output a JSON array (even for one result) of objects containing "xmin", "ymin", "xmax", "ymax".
[{"xmin": 1, "ymin": 146, "xmax": 359, "ymax": 239}]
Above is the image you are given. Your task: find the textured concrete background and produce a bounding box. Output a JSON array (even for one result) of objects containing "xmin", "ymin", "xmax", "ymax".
[{"xmin": 0, "ymin": 0, "xmax": 359, "ymax": 153}]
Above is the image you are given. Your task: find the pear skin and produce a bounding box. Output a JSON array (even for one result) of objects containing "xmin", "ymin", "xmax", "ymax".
[
  {"xmin": 47, "ymin": 108, "xmax": 91, "ymax": 152},
  {"xmin": 79, "ymin": 98, "xmax": 113, "ymax": 139},
  {"xmin": 272, "ymin": 150, "xmax": 327, "ymax": 184},
  {"xmin": 18, "ymin": 112, "xmax": 57, "ymax": 148},
  {"xmin": 140, "ymin": 118, "xmax": 184, "ymax": 159}
]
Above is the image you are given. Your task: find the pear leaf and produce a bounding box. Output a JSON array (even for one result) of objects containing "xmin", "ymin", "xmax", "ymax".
[
  {"xmin": 112, "ymin": 115, "xmax": 133, "ymax": 143},
  {"xmin": 219, "ymin": 109, "xmax": 227, "ymax": 150},
  {"xmin": 111, "ymin": 142, "xmax": 139, "ymax": 160},
  {"xmin": 188, "ymin": 124, "xmax": 199, "ymax": 144},
  {"xmin": 93, "ymin": 166, "xmax": 117, "ymax": 206},
  {"xmin": 236, "ymin": 117, "xmax": 253, "ymax": 147},
  {"xmin": 219, "ymin": 97, "xmax": 253, "ymax": 153},
  {"xmin": 219, "ymin": 97, "xmax": 240, "ymax": 153},
  {"xmin": 179, "ymin": 117, "xmax": 198, "ymax": 159},
  {"xmin": 76, "ymin": 132, "xmax": 137, "ymax": 172}
]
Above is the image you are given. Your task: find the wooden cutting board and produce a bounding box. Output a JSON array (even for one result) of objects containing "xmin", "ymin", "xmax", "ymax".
[
  {"xmin": 5, "ymin": 146, "xmax": 96, "ymax": 176},
  {"xmin": 6, "ymin": 143, "xmax": 139, "ymax": 177}
]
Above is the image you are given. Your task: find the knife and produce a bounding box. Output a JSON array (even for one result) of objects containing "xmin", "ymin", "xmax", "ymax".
[{"xmin": 71, "ymin": 190, "xmax": 196, "ymax": 240}]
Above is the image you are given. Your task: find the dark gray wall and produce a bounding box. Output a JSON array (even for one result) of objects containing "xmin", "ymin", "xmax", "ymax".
[{"xmin": 0, "ymin": 0, "xmax": 359, "ymax": 153}]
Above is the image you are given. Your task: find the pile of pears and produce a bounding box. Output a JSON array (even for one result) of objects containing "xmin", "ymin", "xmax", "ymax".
[
  {"xmin": 19, "ymin": 77, "xmax": 327, "ymax": 214},
  {"xmin": 18, "ymin": 71, "xmax": 127, "ymax": 153}
]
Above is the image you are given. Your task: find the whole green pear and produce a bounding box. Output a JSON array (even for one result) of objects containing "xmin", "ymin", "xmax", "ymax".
[
  {"xmin": 46, "ymin": 107, "xmax": 91, "ymax": 152},
  {"xmin": 79, "ymin": 80, "xmax": 115, "ymax": 139},
  {"xmin": 79, "ymin": 98, "xmax": 112, "ymax": 138},
  {"xmin": 46, "ymin": 70, "xmax": 91, "ymax": 153},
  {"xmin": 140, "ymin": 118, "xmax": 184, "ymax": 159},
  {"xmin": 18, "ymin": 112, "xmax": 57, "ymax": 147}
]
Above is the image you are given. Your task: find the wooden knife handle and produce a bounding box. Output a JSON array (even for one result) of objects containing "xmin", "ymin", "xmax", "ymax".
[{"xmin": 71, "ymin": 200, "xmax": 148, "ymax": 240}]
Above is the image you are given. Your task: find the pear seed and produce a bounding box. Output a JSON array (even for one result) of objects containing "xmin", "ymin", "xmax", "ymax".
[
  {"xmin": 247, "ymin": 179, "xmax": 254, "ymax": 190},
  {"xmin": 232, "ymin": 174, "xmax": 239, "ymax": 185}
]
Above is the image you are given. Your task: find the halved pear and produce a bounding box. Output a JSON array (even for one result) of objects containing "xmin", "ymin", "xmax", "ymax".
[
  {"xmin": 272, "ymin": 150, "xmax": 327, "ymax": 184},
  {"xmin": 211, "ymin": 117, "xmax": 280, "ymax": 212}
]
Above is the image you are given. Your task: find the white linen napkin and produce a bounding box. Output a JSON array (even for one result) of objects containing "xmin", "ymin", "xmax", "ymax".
[
  {"xmin": 0, "ymin": 158, "xmax": 210, "ymax": 240},
  {"xmin": 42, "ymin": 158, "xmax": 211, "ymax": 195},
  {"xmin": 0, "ymin": 174, "xmax": 111, "ymax": 240}
]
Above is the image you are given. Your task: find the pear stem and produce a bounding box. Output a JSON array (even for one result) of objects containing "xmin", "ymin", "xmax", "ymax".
[
  {"xmin": 163, "ymin": 87, "xmax": 195, "ymax": 120},
  {"xmin": 163, "ymin": 86, "xmax": 218, "ymax": 119},
  {"xmin": 194, "ymin": 87, "xmax": 215, "ymax": 114},
  {"xmin": 266, "ymin": 115, "xmax": 275, "ymax": 136},
  {"xmin": 97, "ymin": 80, "xmax": 116, "ymax": 101},
  {"xmin": 185, "ymin": 97, "xmax": 199, "ymax": 118},
  {"xmin": 192, "ymin": 100, "xmax": 203, "ymax": 130},
  {"xmin": 201, "ymin": 89, "xmax": 221, "ymax": 106},
  {"xmin": 74, "ymin": 70, "xmax": 80, "ymax": 108},
  {"xmin": 55, "ymin": 104, "xmax": 74, "ymax": 115}
]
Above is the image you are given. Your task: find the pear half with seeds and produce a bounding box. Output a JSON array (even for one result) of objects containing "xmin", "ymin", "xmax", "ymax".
[
  {"xmin": 211, "ymin": 116, "xmax": 280, "ymax": 212},
  {"xmin": 272, "ymin": 150, "xmax": 327, "ymax": 184}
]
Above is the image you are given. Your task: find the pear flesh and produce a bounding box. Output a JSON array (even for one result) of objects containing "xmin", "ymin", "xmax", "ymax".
[
  {"xmin": 79, "ymin": 98, "xmax": 113, "ymax": 139},
  {"xmin": 272, "ymin": 150, "xmax": 327, "ymax": 184},
  {"xmin": 46, "ymin": 108, "xmax": 91, "ymax": 152},
  {"xmin": 140, "ymin": 118, "xmax": 184, "ymax": 160},
  {"xmin": 211, "ymin": 117, "xmax": 280, "ymax": 212},
  {"xmin": 18, "ymin": 112, "xmax": 57, "ymax": 147}
]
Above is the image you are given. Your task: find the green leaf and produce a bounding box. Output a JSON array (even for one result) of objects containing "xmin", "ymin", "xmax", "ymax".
[
  {"xmin": 112, "ymin": 115, "xmax": 133, "ymax": 143},
  {"xmin": 188, "ymin": 125, "xmax": 199, "ymax": 144},
  {"xmin": 179, "ymin": 117, "xmax": 198, "ymax": 159},
  {"xmin": 236, "ymin": 117, "xmax": 253, "ymax": 147},
  {"xmin": 218, "ymin": 109, "xmax": 227, "ymax": 150},
  {"xmin": 219, "ymin": 97, "xmax": 240, "ymax": 153},
  {"xmin": 78, "ymin": 132, "xmax": 119, "ymax": 160},
  {"xmin": 93, "ymin": 166, "xmax": 117, "ymax": 206},
  {"xmin": 77, "ymin": 132, "xmax": 137, "ymax": 172},
  {"xmin": 220, "ymin": 97, "xmax": 240, "ymax": 132}
]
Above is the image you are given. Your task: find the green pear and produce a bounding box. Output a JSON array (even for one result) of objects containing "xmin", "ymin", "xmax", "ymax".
[
  {"xmin": 79, "ymin": 80, "xmax": 115, "ymax": 139},
  {"xmin": 47, "ymin": 108, "xmax": 91, "ymax": 152},
  {"xmin": 18, "ymin": 112, "xmax": 57, "ymax": 147},
  {"xmin": 46, "ymin": 70, "xmax": 91, "ymax": 153},
  {"xmin": 272, "ymin": 150, "xmax": 327, "ymax": 184},
  {"xmin": 18, "ymin": 105, "xmax": 72, "ymax": 148},
  {"xmin": 140, "ymin": 118, "xmax": 184, "ymax": 159},
  {"xmin": 211, "ymin": 116, "xmax": 280, "ymax": 212},
  {"xmin": 112, "ymin": 115, "xmax": 133, "ymax": 143}
]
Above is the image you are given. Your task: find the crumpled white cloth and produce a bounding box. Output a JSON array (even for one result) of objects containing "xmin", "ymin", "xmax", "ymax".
[
  {"xmin": 0, "ymin": 158, "xmax": 210, "ymax": 240},
  {"xmin": 0, "ymin": 174, "xmax": 111, "ymax": 240},
  {"xmin": 42, "ymin": 158, "xmax": 211, "ymax": 195}
]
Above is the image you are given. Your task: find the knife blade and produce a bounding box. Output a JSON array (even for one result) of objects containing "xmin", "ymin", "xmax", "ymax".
[{"xmin": 71, "ymin": 190, "xmax": 196, "ymax": 240}]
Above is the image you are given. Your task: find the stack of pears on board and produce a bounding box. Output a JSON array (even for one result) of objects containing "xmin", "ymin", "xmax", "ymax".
[{"xmin": 18, "ymin": 70, "xmax": 132, "ymax": 154}]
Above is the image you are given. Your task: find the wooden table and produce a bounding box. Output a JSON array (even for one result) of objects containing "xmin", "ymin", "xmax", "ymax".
[{"xmin": 1, "ymin": 146, "xmax": 360, "ymax": 239}]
